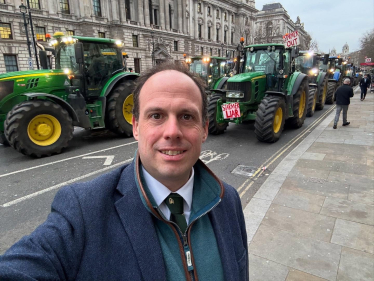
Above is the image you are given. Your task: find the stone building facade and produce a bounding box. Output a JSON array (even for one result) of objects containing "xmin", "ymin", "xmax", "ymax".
[{"xmin": 0, "ymin": 0, "xmax": 310, "ymax": 73}]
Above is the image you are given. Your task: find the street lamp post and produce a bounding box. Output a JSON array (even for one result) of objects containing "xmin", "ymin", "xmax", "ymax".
[
  {"xmin": 22, "ymin": 0, "xmax": 40, "ymax": 69},
  {"xmin": 19, "ymin": 2, "xmax": 32, "ymax": 63},
  {"xmin": 150, "ymin": 30, "xmax": 155, "ymax": 66}
]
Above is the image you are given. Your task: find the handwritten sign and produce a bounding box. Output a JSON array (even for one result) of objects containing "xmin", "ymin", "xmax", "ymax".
[
  {"xmin": 365, "ymin": 58, "xmax": 371, "ymax": 63},
  {"xmin": 283, "ymin": 31, "xmax": 299, "ymax": 47},
  {"xmin": 222, "ymin": 102, "xmax": 240, "ymax": 119}
]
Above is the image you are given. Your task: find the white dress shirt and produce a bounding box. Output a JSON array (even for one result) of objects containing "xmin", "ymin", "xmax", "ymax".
[{"xmin": 141, "ymin": 166, "xmax": 194, "ymax": 224}]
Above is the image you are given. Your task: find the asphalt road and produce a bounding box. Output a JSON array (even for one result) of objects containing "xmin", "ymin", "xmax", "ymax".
[{"xmin": 0, "ymin": 100, "xmax": 338, "ymax": 254}]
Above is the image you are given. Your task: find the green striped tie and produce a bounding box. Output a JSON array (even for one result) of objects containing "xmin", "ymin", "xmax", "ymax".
[{"xmin": 165, "ymin": 193, "xmax": 187, "ymax": 233}]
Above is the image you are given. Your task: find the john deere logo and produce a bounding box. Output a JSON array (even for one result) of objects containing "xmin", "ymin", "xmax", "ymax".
[{"xmin": 169, "ymin": 198, "xmax": 174, "ymax": 204}]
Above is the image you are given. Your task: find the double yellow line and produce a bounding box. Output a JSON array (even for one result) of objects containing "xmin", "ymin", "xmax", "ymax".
[{"xmin": 238, "ymin": 105, "xmax": 336, "ymax": 198}]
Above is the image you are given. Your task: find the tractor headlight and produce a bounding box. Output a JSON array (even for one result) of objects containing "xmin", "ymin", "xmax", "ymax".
[
  {"xmin": 250, "ymin": 47, "xmax": 254, "ymax": 52},
  {"xmin": 64, "ymin": 68, "xmax": 71, "ymax": 75},
  {"xmin": 330, "ymin": 68, "xmax": 335, "ymax": 73},
  {"xmin": 208, "ymin": 79, "xmax": 212, "ymax": 83},
  {"xmin": 226, "ymin": 91, "xmax": 244, "ymax": 98},
  {"xmin": 279, "ymin": 69, "xmax": 284, "ymax": 74}
]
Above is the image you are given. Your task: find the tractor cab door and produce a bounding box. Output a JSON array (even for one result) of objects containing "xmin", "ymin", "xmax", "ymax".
[{"xmin": 83, "ymin": 42, "xmax": 122, "ymax": 98}]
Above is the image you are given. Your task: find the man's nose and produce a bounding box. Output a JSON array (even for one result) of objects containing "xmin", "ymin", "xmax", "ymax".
[{"xmin": 163, "ymin": 116, "xmax": 183, "ymax": 139}]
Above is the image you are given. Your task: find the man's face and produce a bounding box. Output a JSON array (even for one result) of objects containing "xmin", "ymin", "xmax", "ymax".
[{"xmin": 132, "ymin": 70, "xmax": 208, "ymax": 191}]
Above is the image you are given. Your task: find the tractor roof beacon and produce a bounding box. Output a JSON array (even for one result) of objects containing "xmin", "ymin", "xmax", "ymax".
[
  {"xmin": 0, "ymin": 32, "xmax": 139, "ymax": 157},
  {"xmin": 208, "ymin": 38, "xmax": 309, "ymax": 143}
]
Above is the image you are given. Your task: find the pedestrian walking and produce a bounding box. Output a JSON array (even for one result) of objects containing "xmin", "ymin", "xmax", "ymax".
[
  {"xmin": 359, "ymin": 74, "xmax": 370, "ymax": 100},
  {"xmin": 0, "ymin": 62, "xmax": 249, "ymax": 280},
  {"xmin": 333, "ymin": 78, "xmax": 354, "ymax": 129}
]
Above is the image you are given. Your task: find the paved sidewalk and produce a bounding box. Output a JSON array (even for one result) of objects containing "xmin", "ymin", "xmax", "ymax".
[{"xmin": 244, "ymin": 86, "xmax": 374, "ymax": 281}]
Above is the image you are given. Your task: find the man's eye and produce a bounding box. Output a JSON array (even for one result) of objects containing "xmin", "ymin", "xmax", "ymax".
[
  {"xmin": 151, "ymin": 113, "xmax": 161, "ymax": 119},
  {"xmin": 182, "ymin": 114, "xmax": 192, "ymax": 120}
]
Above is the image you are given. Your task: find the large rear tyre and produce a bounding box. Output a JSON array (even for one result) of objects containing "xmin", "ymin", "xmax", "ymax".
[
  {"xmin": 0, "ymin": 132, "xmax": 9, "ymax": 146},
  {"xmin": 316, "ymin": 78, "xmax": 327, "ymax": 110},
  {"xmin": 255, "ymin": 95, "xmax": 286, "ymax": 143},
  {"xmin": 287, "ymin": 80, "xmax": 308, "ymax": 128},
  {"xmin": 306, "ymin": 87, "xmax": 317, "ymax": 117},
  {"xmin": 106, "ymin": 80, "xmax": 135, "ymax": 137},
  {"xmin": 325, "ymin": 81, "xmax": 337, "ymax": 104},
  {"xmin": 208, "ymin": 94, "xmax": 228, "ymax": 135},
  {"xmin": 4, "ymin": 101, "xmax": 73, "ymax": 157}
]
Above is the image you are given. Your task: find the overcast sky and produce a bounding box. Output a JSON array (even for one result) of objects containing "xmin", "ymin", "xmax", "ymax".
[{"xmin": 254, "ymin": 0, "xmax": 374, "ymax": 53}]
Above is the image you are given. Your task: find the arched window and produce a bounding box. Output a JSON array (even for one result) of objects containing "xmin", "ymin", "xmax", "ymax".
[
  {"xmin": 207, "ymin": 6, "xmax": 211, "ymax": 16},
  {"xmin": 216, "ymin": 9, "xmax": 219, "ymax": 19},
  {"xmin": 197, "ymin": 3, "xmax": 201, "ymax": 13},
  {"xmin": 149, "ymin": 0, "xmax": 153, "ymax": 25}
]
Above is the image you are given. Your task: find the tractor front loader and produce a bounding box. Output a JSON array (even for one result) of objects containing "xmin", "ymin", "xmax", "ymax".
[{"xmin": 0, "ymin": 32, "xmax": 138, "ymax": 157}]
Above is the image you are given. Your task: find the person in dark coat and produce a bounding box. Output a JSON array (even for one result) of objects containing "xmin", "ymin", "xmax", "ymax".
[
  {"xmin": 359, "ymin": 74, "xmax": 370, "ymax": 100},
  {"xmin": 0, "ymin": 62, "xmax": 249, "ymax": 281},
  {"xmin": 333, "ymin": 78, "xmax": 354, "ymax": 129}
]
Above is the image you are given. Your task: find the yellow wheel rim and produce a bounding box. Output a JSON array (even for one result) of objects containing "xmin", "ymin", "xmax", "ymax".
[
  {"xmin": 322, "ymin": 83, "xmax": 327, "ymax": 103},
  {"xmin": 299, "ymin": 90, "xmax": 306, "ymax": 118},
  {"xmin": 27, "ymin": 114, "xmax": 61, "ymax": 146},
  {"xmin": 312, "ymin": 92, "xmax": 317, "ymax": 111},
  {"xmin": 273, "ymin": 107, "xmax": 283, "ymax": 134},
  {"xmin": 123, "ymin": 94, "xmax": 133, "ymax": 125}
]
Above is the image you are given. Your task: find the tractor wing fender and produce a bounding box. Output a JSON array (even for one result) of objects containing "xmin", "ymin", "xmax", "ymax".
[
  {"xmin": 214, "ymin": 77, "xmax": 229, "ymax": 90},
  {"xmin": 309, "ymin": 83, "xmax": 318, "ymax": 89},
  {"xmin": 328, "ymin": 79, "xmax": 338, "ymax": 84},
  {"xmin": 210, "ymin": 89, "xmax": 227, "ymax": 98},
  {"xmin": 287, "ymin": 72, "xmax": 308, "ymax": 118},
  {"xmin": 102, "ymin": 72, "xmax": 139, "ymax": 98},
  {"xmin": 317, "ymin": 72, "xmax": 327, "ymax": 88},
  {"xmin": 22, "ymin": 93, "xmax": 79, "ymax": 122},
  {"xmin": 265, "ymin": 91, "xmax": 289, "ymax": 118}
]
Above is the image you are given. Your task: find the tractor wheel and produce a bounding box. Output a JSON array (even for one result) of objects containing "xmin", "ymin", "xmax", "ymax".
[
  {"xmin": 287, "ymin": 80, "xmax": 308, "ymax": 128},
  {"xmin": 106, "ymin": 80, "xmax": 135, "ymax": 137},
  {"xmin": 208, "ymin": 94, "xmax": 228, "ymax": 135},
  {"xmin": 316, "ymin": 78, "xmax": 327, "ymax": 110},
  {"xmin": 325, "ymin": 81, "xmax": 336, "ymax": 104},
  {"xmin": 4, "ymin": 101, "xmax": 73, "ymax": 157},
  {"xmin": 255, "ymin": 95, "xmax": 286, "ymax": 143},
  {"xmin": 306, "ymin": 87, "xmax": 318, "ymax": 117},
  {"xmin": 0, "ymin": 132, "xmax": 9, "ymax": 146}
]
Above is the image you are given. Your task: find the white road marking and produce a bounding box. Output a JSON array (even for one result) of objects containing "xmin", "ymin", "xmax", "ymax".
[
  {"xmin": 200, "ymin": 150, "xmax": 229, "ymax": 165},
  {"xmin": 82, "ymin": 156, "xmax": 115, "ymax": 165},
  {"xmin": 1, "ymin": 158, "xmax": 134, "ymax": 208},
  {"xmin": 0, "ymin": 141, "xmax": 138, "ymax": 179}
]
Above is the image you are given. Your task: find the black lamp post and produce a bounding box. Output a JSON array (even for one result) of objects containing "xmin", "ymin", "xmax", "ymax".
[
  {"xmin": 19, "ymin": 2, "xmax": 32, "ymax": 68},
  {"xmin": 150, "ymin": 30, "xmax": 155, "ymax": 66}
]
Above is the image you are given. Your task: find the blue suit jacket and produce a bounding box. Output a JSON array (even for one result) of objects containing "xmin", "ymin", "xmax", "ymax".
[{"xmin": 0, "ymin": 160, "xmax": 248, "ymax": 280}]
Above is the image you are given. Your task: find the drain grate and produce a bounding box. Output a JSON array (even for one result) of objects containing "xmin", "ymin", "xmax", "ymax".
[{"xmin": 231, "ymin": 165, "xmax": 257, "ymax": 177}]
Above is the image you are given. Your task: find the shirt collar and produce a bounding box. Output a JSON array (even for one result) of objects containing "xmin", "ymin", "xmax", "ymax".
[{"xmin": 141, "ymin": 166, "xmax": 194, "ymax": 210}]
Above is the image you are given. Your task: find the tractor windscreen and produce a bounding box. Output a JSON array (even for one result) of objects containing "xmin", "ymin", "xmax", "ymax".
[
  {"xmin": 55, "ymin": 44, "xmax": 78, "ymax": 72},
  {"xmin": 295, "ymin": 55, "xmax": 313, "ymax": 71},
  {"xmin": 189, "ymin": 60, "xmax": 208, "ymax": 81},
  {"xmin": 244, "ymin": 49, "xmax": 281, "ymax": 75}
]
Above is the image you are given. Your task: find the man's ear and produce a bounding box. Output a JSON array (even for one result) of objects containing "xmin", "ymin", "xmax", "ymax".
[
  {"xmin": 202, "ymin": 120, "xmax": 209, "ymax": 143},
  {"xmin": 132, "ymin": 115, "xmax": 139, "ymax": 140}
]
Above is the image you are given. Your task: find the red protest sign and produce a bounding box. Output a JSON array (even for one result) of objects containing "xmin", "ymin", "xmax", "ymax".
[
  {"xmin": 283, "ymin": 31, "xmax": 299, "ymax": 47},
  {"xmin": 222, "ymin": 102, "xmax": 241, "ymax": 119}
]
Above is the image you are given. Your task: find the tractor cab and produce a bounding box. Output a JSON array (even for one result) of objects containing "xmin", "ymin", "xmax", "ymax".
[
  {"xmin": 186, "ymin": 56, "xmax": 232, "ymax": 89},
  {"xmin": 295, "ymin": 51, "xmax": 320, "ymax": 83}
]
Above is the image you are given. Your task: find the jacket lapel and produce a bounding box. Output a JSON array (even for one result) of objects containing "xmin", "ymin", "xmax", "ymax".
[{"xmin": 115, "ymin": 163, "xmax": 166, "ymax": 281}]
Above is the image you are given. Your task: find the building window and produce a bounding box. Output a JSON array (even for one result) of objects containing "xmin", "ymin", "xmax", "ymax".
[
  {"xmin": 216, "ymin": 9, "xmax": 219, "ymax": 19},
  {"xmin": 216, "ymin": 28, "xmax": 219, "ymax": 41},
  {"xmin": 169, "ymin": 4, "xmax": 172, "ymax": 29},
  {"xmin": 224, "ymin": 12, "xmax": 227, "ymax": 21},
  {"xmin": 29, "ymin": 0, "xmax": 40, "ymax": 9},
  {"xmin": 198, "ymin": 25, "xmax": 202, "ymax": 39},
  {"xmin": 149, "ymin": 0, "xmax": 153, "ymax": 25},
  {"xmin": 231, "ymin": 32, "xmax": 234, "ymax": 44},
  {"xmin": 93, "ymin": 0, "xmax": 102, "ymax": 17},
  {"xmin": 207, "ymin": 26, "xmax": 211, "ymax": 40},
  {"xmin": 134, "ymin": 58, "xmax": 141, "ymax": 73},
  {"xmin": 174, "ymin": 41, "xmax": 178, "ymax": 51},
  {"xmin": 36, "ymin": 27, "xmax": 46, "ymax": 41},
  {"xmin": 231, "ymin": 14, "xmax": 234, "ymax": 23},
  {"xmin": 66, "ymin": 30, "xmax": 74, "ymax": 36},
  {"xmin": 201, "ymin": 47, "xmax": 204, "ymax": 55},
  {"xmin": 207, "ymin": 6, "xmax": 211, "ymax": 16},
  {"xmin": 0, "ymin": 23, "xmax": 12, "ymax": 39},
  {"xmin": 224, "ymin": 30, "xmax": 227, "ymax": 43},
  {"xmin": 210, "ymin": 48, "xmax": 213, "ymax": 56},
  {"xmin": 60, "ymin": 0, "xmax": 70, "ymax": 14},
  {"xmin": 154, "ymin": 9, "xmax": 158, "ymax": 25},
  {"xmin": 4, "ymin": 55, "xmax": 18, "ymax": 72},
  {"xmin": 98, "ymin": 32, "xmax": 105, "ymax": 38},
  {"xmin": 132, "ymin": 35, "xmax": 138, "ymax": 47},
  {"xmin": 197, "ymin": 3, "xmax": 201, "ymax": 13},
  {"xmin": 125, "ymin": 0, "xmax": 131, "ymax": 20},
  {"xmin": 218, "ymin": 49, "xmax": 221, "ymax": 57}
]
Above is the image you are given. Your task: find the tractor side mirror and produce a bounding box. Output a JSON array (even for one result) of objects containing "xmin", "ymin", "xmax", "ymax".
[
  {"xmin": 39, "ymin": 50, "xmax": 48, "ymax": 69},
  {"xmin": 323, "ymin": 54, "xmax": 329, "ymax": 65},
  {"xmin": 291, "ymin": 46, "xmax": 299, "ymax": 58},
  {"xmin": 74, "ymin": 42, "xmax": 84, "ymax": 64},
  {"xmin": 338, "ymin": 58, "xmax": 343, "ymax": 65}
]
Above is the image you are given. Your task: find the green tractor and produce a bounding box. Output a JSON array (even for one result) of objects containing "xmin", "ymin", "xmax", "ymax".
[
  {"xmin": 185, "ymin": 56, "xmax": 234, "ymax": 94},
  {"xmin": 0, "ymin": 32, "xmax": 138, "ymax": 157},
  {"xmin": 295, "ymin": 51, "xmax": 329, "ymax": 117},
  {"xmin": 320, "ymin": 56, "xmax": 344, "ymax": 104},
  {"xmin": 208, "ymin": 41, "xmax": 309, "ymax": 143}
]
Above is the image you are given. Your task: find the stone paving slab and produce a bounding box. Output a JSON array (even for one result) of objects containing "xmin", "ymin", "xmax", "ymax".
[
  {"xmin": 288, "ymin": 166, "xmax": 331, "ymax": 180},
  {"xmin": 320, "ymin": 197, "xmax": 374, "ymax": 225},
  {"xmin": 273, "ymin": 188, "xmax": 326, "ymax": 213},
  {"xmin": 349, "ymin": 186, "xmax": 374, "ymax": 205},
  {"xmin": 323, "ymin": 154, "xmax": 367, "ymax": 165},
  {"xmin": 262, "ymin": 204, "xmax": 335, "ymax": 242},
  {"xmin": 300, "ymin": 152, "xmax": 326, "ymax": 161},
  {"xmin": 331, "ymin": 219, "xmax": 374, "ymax": 254},
  {"xmin": 336, "ymin": 247, "xmax": 374, "ymax": 281},
  {"xmin": 295, "ymin": 159, "xmax": 339, "ymax": 172},
  {"xmin": 327, "ymin": 171, "xmax": 374, "ymax": 188},
  {"xmin": 286, "ymin": 269, "xmax": 327, "ymax": 281},
  {"xmin": 248, "ymin": 254, "xmax": 289, "ymax": 281},
  {"xmin": 249, "ymin": 224, "xmax": 341, "ymax": 281}
]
